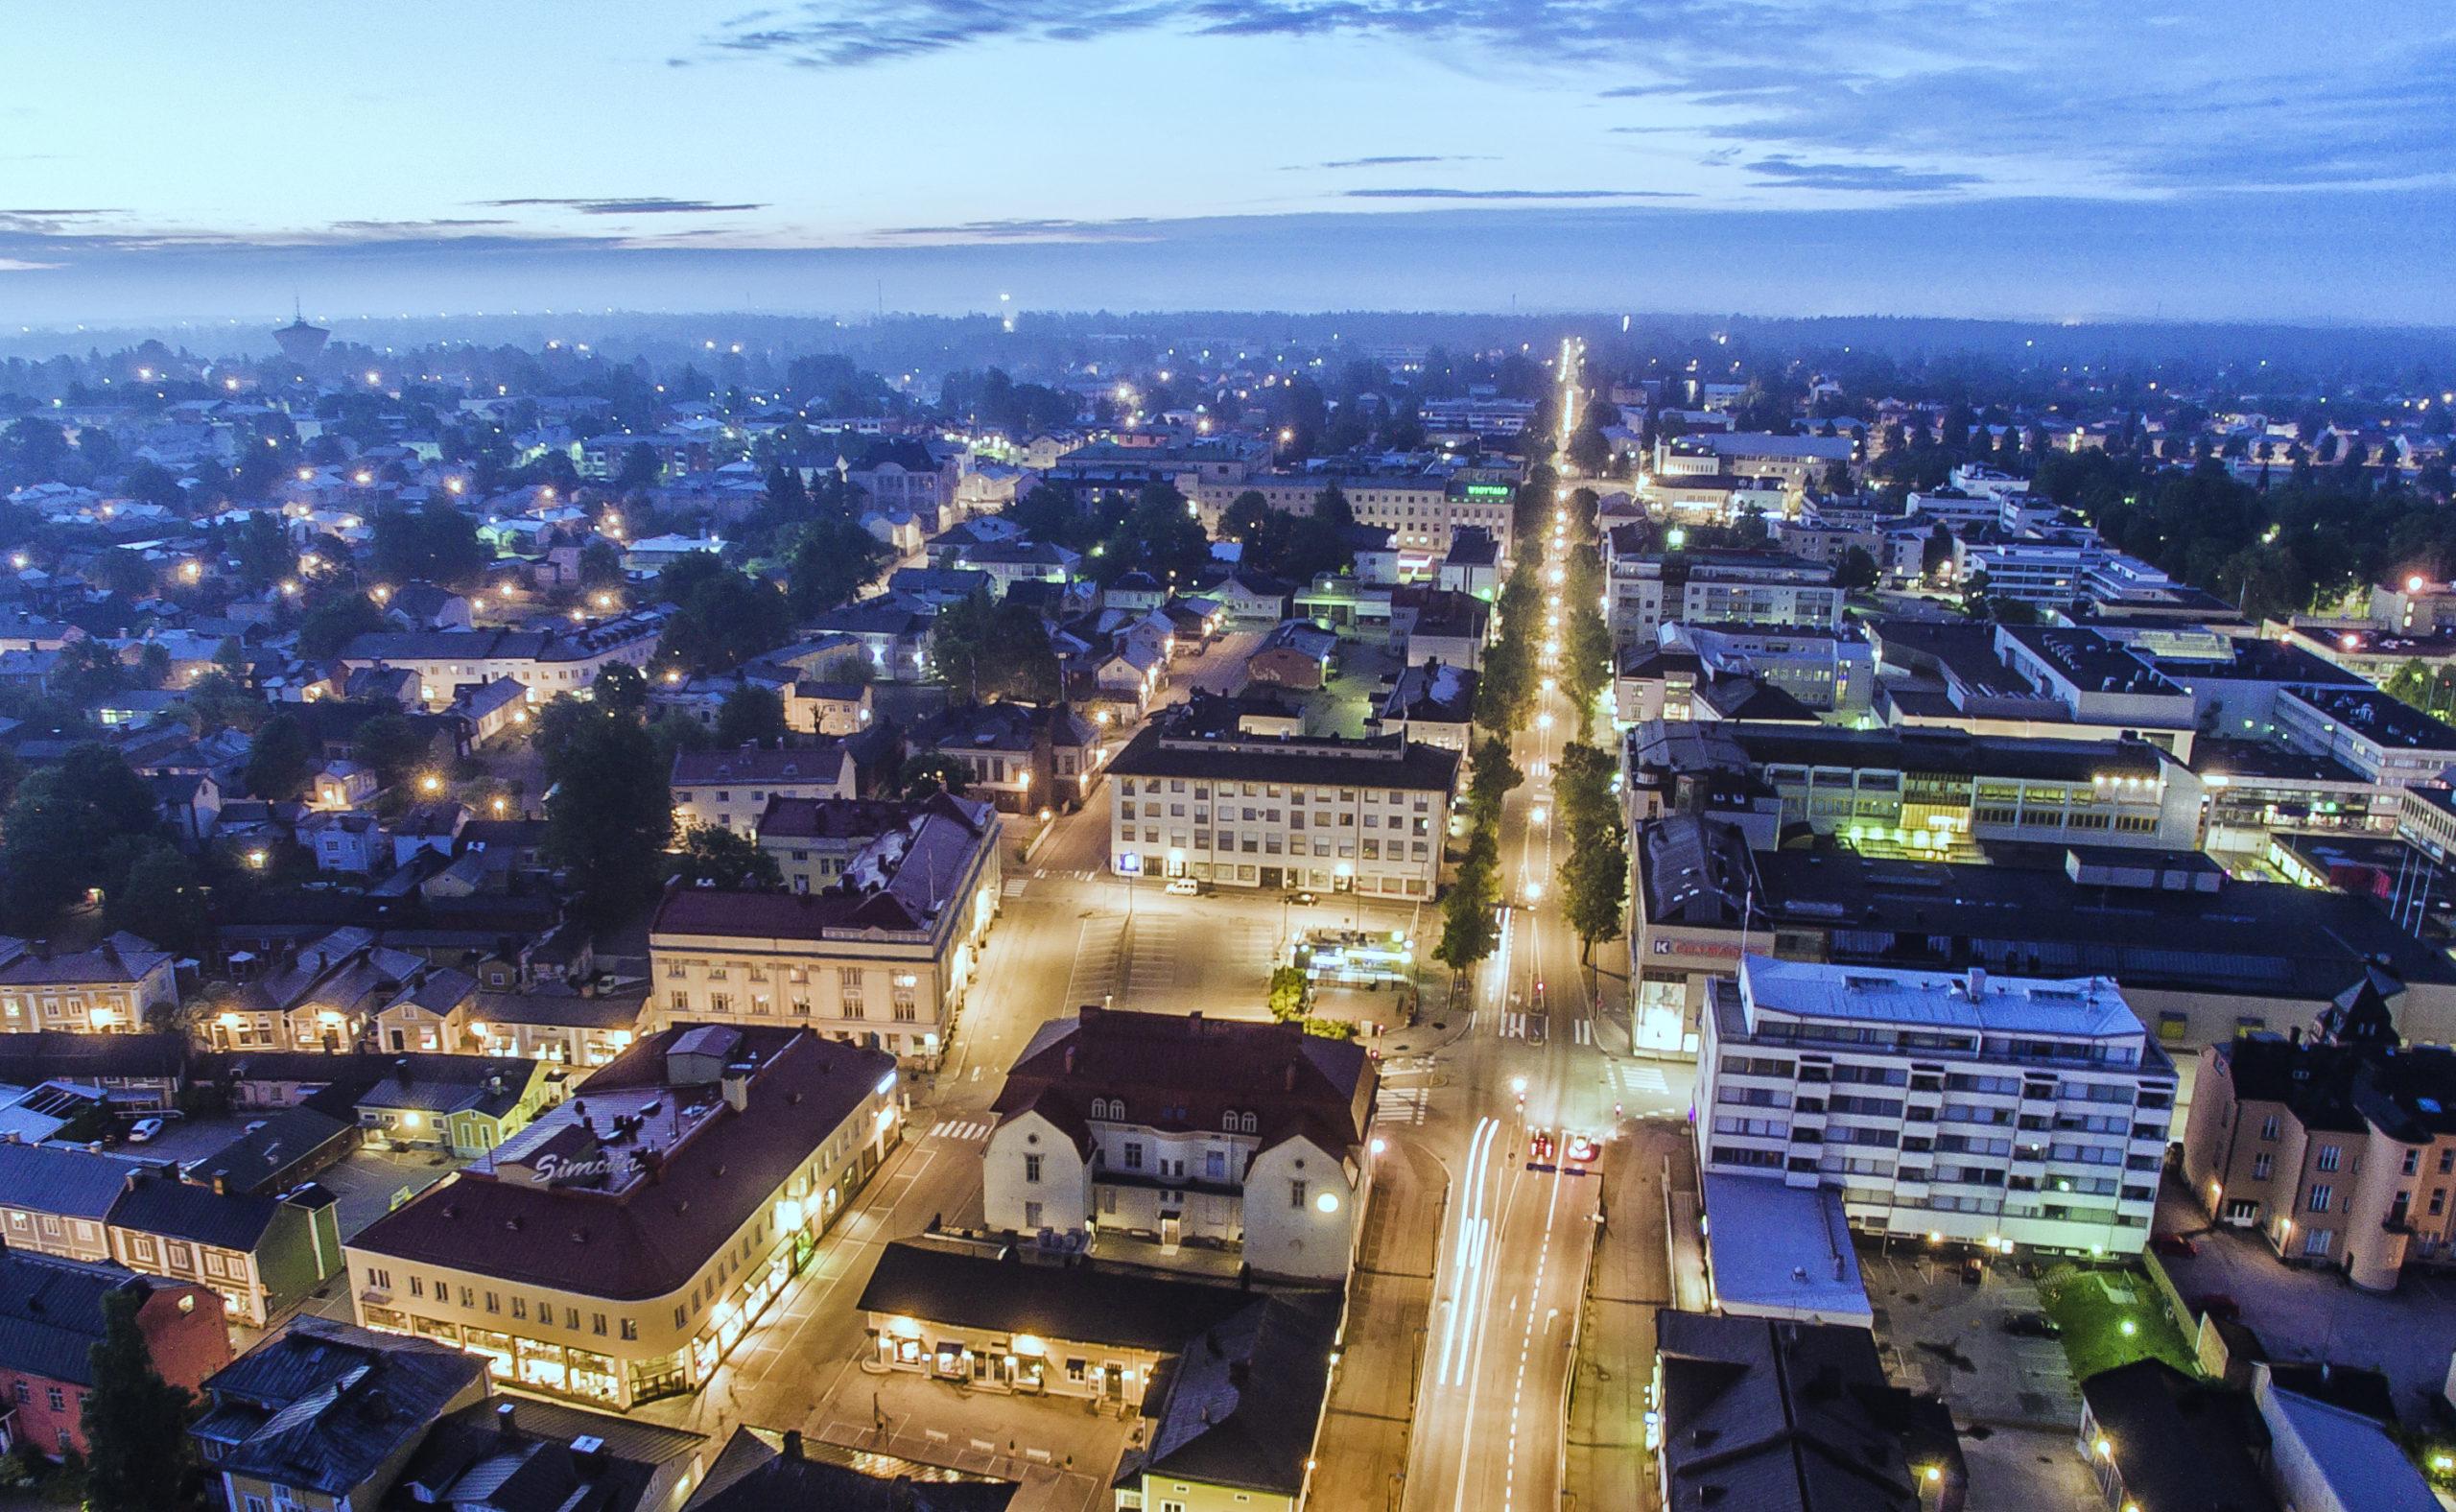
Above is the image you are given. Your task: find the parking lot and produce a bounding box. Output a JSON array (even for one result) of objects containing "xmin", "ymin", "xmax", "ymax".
[
  {"xmin": 1859, "ymin": 1238, "xmax": 2084, "ymax": 1429},
  {"xmin": 100, "ymin": 1112, "xmax": 459, "ymax": 1241},
  {"xmin": 2157, "ymin": 1185, "xmax": 2456, "ymax": 1426}
]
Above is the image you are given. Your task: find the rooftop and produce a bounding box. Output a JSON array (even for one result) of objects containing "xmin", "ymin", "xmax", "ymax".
[
  {"xmin": 2285, "ymin": 684, "xmax": 2456, "ymax": 752},
  {"xmin": 1737, "ymin": 956, "xmax": 2145, "ymax": 1041}
]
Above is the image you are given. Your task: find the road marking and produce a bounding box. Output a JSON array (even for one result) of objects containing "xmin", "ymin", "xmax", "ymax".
[
  {"xmin": 1378, "ymin": 1087, "xmax": 1429, "ymax": 1125},
  {"xmin": 1571, "ymin": 1018, "xmax": 1592, "ymax": 1046},
  {"xmin": 928, "ymin": 1119, "xmax": 992, "ymax": 1142},
  {"xmin": 1435, "ymin": 1116, "xmax": 1500, "ymax": 1388},
  {"xmin": 1002, "ymin": 879, "xmax": 1028, "ymax": 898},
  {"xmin": 1618, "ymin": 1064, "xmax": 1668, "ymax": 1093},
  {"xmin": 1499, "ymin": 1012, "xmax": 1524, "ymax": 1039}
]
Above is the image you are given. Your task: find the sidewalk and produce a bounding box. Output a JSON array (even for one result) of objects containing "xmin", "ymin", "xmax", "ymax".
[
  {"xmin": 1313, "ymin": 1140, "xmax": 1444, "ymax": 1512},
  {"xmin": 1565, "ymin": 1124, "xmax": 1691, "ymax": 1512}
]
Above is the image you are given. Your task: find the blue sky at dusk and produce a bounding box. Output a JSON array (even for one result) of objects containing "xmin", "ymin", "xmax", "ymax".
[{"xmin": 4, "ymin": 1, "xmax": 2451, "ymax": 326}]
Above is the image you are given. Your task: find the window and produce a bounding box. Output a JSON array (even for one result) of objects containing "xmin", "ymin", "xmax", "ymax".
[
  {"xmin": 1024, "ymin": 1155, "xmax": 1043, "ymax": 1184},
  {"xmin": 2402, "ymin": 1149, "xmax": 2421, "ymax": 1176},
  {"xmin": 2259, "ymin": 1114, "xmax": 2280, "ymax": 1141},
  {"xmin": 622, "ymin": 1318, "xmax": 638, "ymax": 1340},
  {"xmin": 2308, "ymin": 1184, "xmax": 2333, "ymax": 1214},
  {"xmin": 1290, "ymin": 1180, "xmax": 1309, "ymax": 1210},
  {"xmin": 2302, "ymin": 1227, "xmax": 2333, "ymax": 1257},
  {"xmin": 1023, "ymin": 1200, "xmax": 1044, "ymax": 1229},
  {"xmin": 45, "ymin": 1385, "xmax": 62, "ymax": 1411},
  {"xmin": 1123, "ymin": 1143, "xmax": 1144, "ymax": 1170},
  {"xmin": 2252, "ymin": 1153, "xmax": 2273, "ymax": 1180},
  {"xmin": 2316, "ymin": 1145, "xmax": 2342, "ymax": 1172}
]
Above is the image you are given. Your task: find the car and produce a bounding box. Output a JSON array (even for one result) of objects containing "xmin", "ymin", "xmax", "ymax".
[
  {"xmin": 2001, "ymin": 1311, "xmax": 2062, "ymax": 1338},
  {"xmin": 1164, "ymin": 878, "xmax": 1200, "ymax": 896},
  {"xmin": 1960, "ymin": 1258, "xmax": 1984, "ymax": 1286},
  {"xmin": 1288, "ymin": 890, "xmax": 1318, "ymax": 906},
  {"xmin": 125, "ymin": 1118, "xmax": 164, "ymax": 1145},
  {"xmin": 2192, "ymin": 1292, "xmax": 2241, "ymax": 1322},
  {"xmin": 2151, "ymin": 1234, "xmax": 2199, "ymax": 1259},
  {"xmin": 1529, "ymin": 1131, "xmax": 1556, "ymax": 1166},
  {"xmin": 1566, "ymin": 1132, "xmax": 1599, "ymax": 1164}
]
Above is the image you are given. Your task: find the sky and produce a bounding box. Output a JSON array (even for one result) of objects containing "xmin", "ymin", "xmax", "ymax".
[{"xmin": 4, "ymin": 1, "xmax": 2452, "ymax": 329}]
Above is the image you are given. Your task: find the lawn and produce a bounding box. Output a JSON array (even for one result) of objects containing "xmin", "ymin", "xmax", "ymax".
[{"xmin": 2037, "ymin": 1263, "xmax": 2198, "ymax": 1382}]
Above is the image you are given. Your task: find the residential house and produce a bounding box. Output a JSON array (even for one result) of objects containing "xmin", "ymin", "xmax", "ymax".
[
  {"xmin": 671, "ymin": 744, "xmax": 857, "ymax": 838},
  {"xmin": 909, "ymin": 701, "xmax": 1103, "ymax": 813},
  {"xmin": 0, "ymin": 933, "xmax": 177, "ymax": 1033},
  {"xmin": 468, "ymin": 983, "xmax": 647, "ymax": 1069},
  {"xmin": 368, "ymin": 963, "xmax": 481, "ymax": 1053},
  {"xmin": 0, "ymin": 1250, "xmax": 230, "ymax": 1461}
]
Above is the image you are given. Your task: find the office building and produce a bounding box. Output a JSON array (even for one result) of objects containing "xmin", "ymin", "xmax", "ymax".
[{"xmin": 1699, "ymin": 956, "xmax": 2174, "ymax": 1255}]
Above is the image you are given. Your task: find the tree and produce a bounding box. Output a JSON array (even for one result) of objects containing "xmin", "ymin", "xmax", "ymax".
[
  {"xmin": 52, "ymin": 639, "xmax": 128, "ymax": 700},
  {"xmin": 370, "ymin": 507, "xmax": 487, "ymax": 587},
  {"xmin": 1921, "ymin": 521, "xmax": 1956, "ymax": 579},
  {"xmin": 785, "ymin": 514, "xmax": 891, "ymax": 617},
  {"xmin": 1834, "ymin": 545, "xmax": 1880, "ymax": 590},
  {"xmin": 0, "ymin": 743, "xmax": 161, "ymax": 930},
  {"xmin": 295, "ymin": 592, "xmax": 388, "ymax": 661},
  {"xmin": 80, "ymin": 1287, "xmax": 201, "ymax": 1512},
  {"xmin": 670, "ymin": 823, "xmax": 783, "ymax": 891},
  {"xmin": 1464, "ymin": 736, "xmax": 1522, "ymax": 832},
  {"xmin": 656, "ymin": 555, "xmax": 792, "ymax": 673},
  {"xmin": 592, "ymin": 661, "xmax": 649, "ymax": 718},
  {"xmin": 543, "ymin": 709, "xmax": 672, "ymax": 921},
  {"xmin": 1266, "ymin": 965, "xmax": 1312, "ymax": 1022},
  {"xmin": 714, "ymin": 685, "xmax": 788, "ymax": 749},
  {"xmin": 1554, "ymin": 742, "xmax": 1629, "ymax": 965},
  {"xmin": 244, "ymin": 712, "xmax": 317, "ymax": 801},
  {"xmin": 578, "ymin": 538, "xmax": 626, "ymax": 589},
  {"xmin": 615, "ymin": 442, "xmax": 663, "ymax": 491},
  {"xmin": 899, "ymin": 752, "xmax": 970, "ymax": 800},
  {"xmin": 105, "ymin": 843, "xmax": 210, "ymax": 955},
  {"xmin": 931, "ymin": 593, "xmax": 1061, "ymax": 703},
  {"xmin": 1434, "ymin": 833, "xmax": 1501, "ymax": 974},
  {"xmin": 351, "ymin": 713, "xmax": 432, "ymax": 789}
]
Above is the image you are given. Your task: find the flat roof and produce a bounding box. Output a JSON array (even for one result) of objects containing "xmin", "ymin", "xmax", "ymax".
[
  {"xmin": 1739, "ymin": 956, "xmax": 2144, "ymax": 1040},
  {"xmin": 1721, "ymin": 722, "xmax": 2164, "ymax": 783},
  {"xmin": 1700, "ymin": 1174, "xmax": 1874, "ymax": 1327},
  {"xmin": 2187, "ymin": 737, "xmax": 2370, "ymax": 785},
  {"xmin": 2285, "ymin": 685, "xmax": 2456, "ymax": 752}
]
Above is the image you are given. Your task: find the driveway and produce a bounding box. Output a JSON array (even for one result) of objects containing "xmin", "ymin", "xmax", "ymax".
[
  {"xmin": 2158, "ymin": 1184, "xmax": 2456, "ymax": 1426},
  {"xmin": 1860, "ymin": 1240, "xmax": 2083, "ymax": 1429}
]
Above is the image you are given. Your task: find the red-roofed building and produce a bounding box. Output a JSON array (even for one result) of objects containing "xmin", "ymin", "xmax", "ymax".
[{"xmin": 981, "ymin": 1004, "xmax": 1379, "ymax": 1281}]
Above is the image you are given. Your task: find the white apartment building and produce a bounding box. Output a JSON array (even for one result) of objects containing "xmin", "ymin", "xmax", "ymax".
[
  {"xmin": 337, "ymin": 614, "xmax": 663, "ymax": 711},
  {"xmin": 980, "ymin": 1004, "xmax": 1377, "ymax": 1282},
  {"xmin": 1190, "ymin": 471, "xmax": 1513, "ymax": 559},
  {"xmin": 1600, "ymin": 535, "xmax": 1845, "ymax": 650},
  {"xmin": 1699, "ymin": 956, "xmax": 2175, "ymax": 1257},
  {"xmin": 2275, "ymin": 685, "xmax": 2456, "ymax": 796},
  {"xmin": 1106, "ymin": 722, "xmax": 1460, "ymax": 898}
]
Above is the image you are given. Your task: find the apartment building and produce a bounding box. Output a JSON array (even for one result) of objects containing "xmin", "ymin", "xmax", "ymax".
[
  {"xmin": 2274, "ymin": 684, "xmax": 2456, "ymax": 796},
  {"xmin": 345, "ymin": 1026, "xmax": 901, "ymax": 1408},
  {"xmin": 1699, "ymin": 956, "xmax": 2174, "ymax": 1255},
  {"xmin": 670, "ymin": 744, "xmax": 858, "ymax": 837},
  {"xmin": 1600, "ymin": 534, "xmax": 1844, "ymax": 650},
  {"xmin": 2181, "ymin": 979, "xmax": 2456, "ymax": 1289},
  {"xmin": 649, "ymin": 795, "xmax": 1003, "ymax": 1066},
  {"xmin": 1653, "ymin": 432, "xmax": 1854, "ymax": 491},
  {"xmin": 1191, "ymin": 469, "xmax": 1514, "ymax": 560},
  {"xmin": 981, "ymin": 1004, "xmax": 1378, "ymax": 1281},
  {"xmin": 1106, "ymin": 715, "xmax": 1460, "ymax": 897},
  {"xmin": 467, "ymin": 984, "xmax": 646, "ymax": 1069},
  {"xmin": 0, "ymin": 932, "xmax": 176, "ymax": 1032},
  {"xmin": 337, "ymin": 613, "xmax": 663, "ymax": 711},
  {"xmin": 1660, "ymin": 622, "xmax": 1876, "ymax": 715}
]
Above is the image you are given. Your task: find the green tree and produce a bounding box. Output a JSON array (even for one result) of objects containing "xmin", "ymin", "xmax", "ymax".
[
  {"xmin": 1433, "ymin": 834, "xmax": 1501, "ymax": 974},
  {"xmin": 615, "ymin": 442, "xmax": 663, "ymax": 491},
  {"xmin": 899, "ymin": 752, "xmax": 970, "ymax": 799},
  {"xmin": 105, "ymin": 843, "xmax": 210, "ymax": 955},
  {"xmin": 1266, "ymin": 965, "xmax": 1312, "ymax": 1022},
  {"xmin": 351, "ymin": 713, "xmax": 433, "ymax": 789},
  {"xmin": 1834, "ymin": 545, "xmax": 1879, "ymax": 590},
  {"xmin": 80, "ymin": 1287, "xmax": 201, "ymax": 1512},
  {"xmin": 295, "ymin": 592, "xmax": 388, "ymax": 661},
  {"xmin": 53, "ymin": 639, "xmax": 128, "ymax": 700},
  {"xmin": 370, "ymin": 506, "xmax": 487, "ymax": 587},
  {"xmin": 0, "ymin": 744, "xmax": 160, "ymax": 931},
  {"xmin": 656, "ymin": 555, "xmax": 792, "ymax": 673},
  {"xmin": 593, "ymin": 661, "xmax": 649, "ymax": 719},
  {"xmin": 578, "ymin": 538, "xmax": 626, "ymax": 589},
  {"xmin": 670, "ymin": 823, "xmax": 783, "ymax": 891},
  {"xmin": 1464, "ymin": 735, "xmax": 1522, "ymax": 832},
  {"xmin": 714, "ymin": 685, "xmax": 789, "ymax": 749},
  {"xmin": 543, "ymin": 708, "xmax": 673, "ymax": 921},
  {"xmin": 1921, "ymin": 521, "xmax": 1956, "ymax": 579},
  {"xmin": 785, "ymin": 515, "xmax": 891, "ymax": 617},
  {"xmin": 244, "ymin": 712, "xmax": 317, "ymax": 800}
]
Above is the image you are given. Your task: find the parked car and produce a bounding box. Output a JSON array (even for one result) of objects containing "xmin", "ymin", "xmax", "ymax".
[
  {"xmin": 2192, "ymin": 1293, "xmax": 2241, "ymax": 1321},
  {"xmin": 2001, "ymin": 1311, "xmax": 2063, "ymax": 1338},
  {"xmin": 2151, "ymin": 1234, "xmax": 2199, "ymax": 1259},
  {"xmin": 125, "ymin": 1118, "xmax": 164, "ymax": 1145},
  {"xmin": 1287, "ymin": 889, "xmax": 1318, "ymax": 906},
  {"xmin": 1164, "ymin": 877, "xmax": 1201, "ymax": 896}
]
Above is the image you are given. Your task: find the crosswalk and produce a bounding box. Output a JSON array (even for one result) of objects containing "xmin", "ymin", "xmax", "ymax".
[
  {"xmin": 928, "ymin": 1118, "xmax": 994, "ymax": 1143},
  {"xmin": 1612, "ymin": 1063, "xmax": 1669, "ymax": 1094},
  {"xmin": 1027, "ymin": 867, "xmax": 1101, "ymax": 882},
  {"xmin": 1002, "ymin": 879, "xmax": 1029, "ymax": 898},
  {"xmin": 1377, "ymin": 1087, "xmax": 1429, "ymax": 1125},
  {"xmin": 1571, "ymin": 1018, "xmax": 1594, "ymax": 1046}
]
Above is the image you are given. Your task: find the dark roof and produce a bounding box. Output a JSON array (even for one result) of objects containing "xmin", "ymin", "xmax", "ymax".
[
  {"xmin": 1109, "ymin": 720, "xmax": 1459, "ymax": 793},
  {"xmin": 197, "ymin": 1316, "xmax": 488, "ymax": 1497},
  {"xmin": 0, "ymin": 1250, "xmax": 169, "ymax": 1388},
  {"xmin": 670, "ymin": 744, "xmax": 851, "ymax": 787},
  {"xmin": 181, "ymin": 1106, "xmax": 357, "ymax": 1196},
  {"xmin": 1655, "ymin": 1311, "xmax": 1938, "ymax": 1512},
  {"xmin": 856, "ymin": 1240, "xmax": 1262, "ymax": 1353},
  {"xmin": 2079, "ymin": 1359, "xmax": 2279, "ymax": 1512},
  {"xmin": 108, "ymin": 1166, "xmax": 288, "ymax": 1250},
  {"xmin": 349, "ymin": 1028, "xmax": 893, "ymax": 1300},
  {"xmin": 0, "ymin": 1141, "xmax": 148, "ymax": 1219},
  {"xmin": 1130, "ymin": 1291, "xmax": 1341, "ymax": 1496},
  {"xmin": 470, "ymin": 985, "xmax": 648, "ymax": 1030},
  {"xmin": 1712, "ymin": 721, "xmax": 2164, "ymax": 784},
  {"xmin": 687, "ymin": 1426, "xmax": 1017, "ymax": 1512},
  {"xmin": 0, "ymin": 1030, "xmax": 187, "ymax": 1084},
  {"xmin": 384, "ymin": 1396, "xmax": 705, "ymax": 1512},
  {"xmin": 2211, "ymin": 1033, "xmax": 2456, "ymax": 1143}
]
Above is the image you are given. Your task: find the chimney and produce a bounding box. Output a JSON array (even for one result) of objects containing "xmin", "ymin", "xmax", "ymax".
[
  {"xmin": 1965, "ymin": 966, "xmax": 1987, "ymax": 999},
  {"xmin": 394, "ymin": 1056, "xmax": 413, "ymax": 1085},
  {"xmin": 494, "ymin": 1401, "xmax": 517, "ymax": 1437},
  {"xmin": 780, "ymin": 1429, "xmax": 805, "ymax": 1461},
  {"xmin": 720, "ymin": 1068, "xmax": 750, "ymax": 1113}
]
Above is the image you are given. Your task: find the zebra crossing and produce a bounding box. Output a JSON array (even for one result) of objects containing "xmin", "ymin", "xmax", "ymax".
[
  {"xmin": 1571, "ymin": 1018, "xmax": 1594, "ymax": 1046},
  {"xmin": 1002, "ymin": 879, "xmax": 1029, "ymax": 899},
  {"xmin": 1377, "ymin": 1087, "xmax": 1429, "ymax": 1125},
  {"xmin": 1027, "ymin": 867, "xmax": 1102, "ymax": 882},
  {"xmin": 1612, "ymin": 1063, "xmax": 1669, "ymax": 1094},
  {"xmin": 928, "ymin": 1118, "xmax": 994, "ymax": 1143}
]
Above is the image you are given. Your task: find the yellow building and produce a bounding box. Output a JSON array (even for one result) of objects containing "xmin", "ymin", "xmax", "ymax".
[{"xmin": 344, "ymin": 1024, "xmax": 901, "ymax": 1408}]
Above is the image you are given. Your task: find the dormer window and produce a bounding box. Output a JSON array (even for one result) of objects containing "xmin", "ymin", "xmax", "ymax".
[{"xmin": 1222, "ymin": 1110, "xmax": 1240, "ymax": 1133}]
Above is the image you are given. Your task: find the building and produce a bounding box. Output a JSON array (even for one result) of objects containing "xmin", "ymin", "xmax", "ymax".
[
  {"xmin": 2180, "ymin": 978, "xmax": 2456, "ymax": 1288},
  {"xmin": 1107, "ymin": 711, "xmax": 1460, "ymax": 897},
  {"xmin": 344, "ymin": 1026, "xmax": 902, "ymax": 1408},
  {"xmin": 348, "ymin": 1053, "xmax": 558, "ymax": 1159},
  {"xmin": 2274, "ymin": 684, "xmax": 2456, "ymax": 796},
  {"xmin": 200, "ymin": 929, "xmax": 469, "ymax": 1053},
  {"xmin": 650, "ymin": 795, "xmax": 1003, "ymax": 1066},
  {"xmin": 1654, "ymin": 622, "xmax": 1875, "ymax": 716},
  {"xmin": 0, "ymin": 1250, "xmax": 230, "ymax": 1460},
  {"xmin": 1654, "ymin": 1310, "xmax": 1959, "ymax": 1512},
  {"xmin": 2077, "ymin": 1360, "xmax": 2280, "ymax": 1512},
  {"xmin": 193, "ymin": 1316, "xmax": 491, "ymax": 1512},
  {"xmin": 1191, "ymin": 469, "xmax": 1513, "ymax": 561},
  {"xmin": 1654, "ymin": 431, "xmax": 1854, "ymax": 491},
  {"xmin": 1872, "ymin": 620, "xmax": 2200, "ymax": 756},
  {"xmin": 909, "ymin": 701, "xmax": 1104, "ymax": 814},
  {"xmin": 0, "ymin": 932, "xmax": 177, "ymax": 1033},
  {"xmin": 687, "ymin": 1426, "xmax": 1015, "ymax": 1511},
  {"xmin": 1600, "ymin": 536, "xmax": 1845, "ymax": 650},
  {"xmin": 1698, "ymin": 956, "xmax": 2175, "ymax": 1255},
  {"xmin": 468, "ymin": 983, "xmax": 646, "ymax": 1068},
  {"xmin": 670, "ymin": 744, "xmax": 858, "ymax": 838},
  {"xmin": 983, "ymin": 1004, "xmax": 1378, "ymax": 1281},
  {"xmin": 2250, "ymin": 1361, "xmax": 2441, "ymax": 1512},
  {"xmin": 337, "ymin": 615, "xmax": 663, "ymax": 711}
]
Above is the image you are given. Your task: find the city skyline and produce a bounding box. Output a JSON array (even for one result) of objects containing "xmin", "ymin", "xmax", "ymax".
[{"xmin": 6, "ymin": 1, "xmax": 2452, "ymax": 325}]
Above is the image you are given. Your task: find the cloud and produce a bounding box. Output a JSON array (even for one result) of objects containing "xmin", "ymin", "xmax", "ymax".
[
  {"xmin": 1302, "ymin": 154, "xmax": 1482, "ymax": 170},
  {"xmin": 874, "ymin": 216, "xmax": 1159, "ymax": 241},
  {"xmin": 328, "ymin": 219, "xmax": 516, "ymax": 235},
  {"xmin": 479, "ymin": 197, "xmax": 768, "ymax": 215},
  {"xmin": 0, "ymin": 208, "xmax": 124, "ymax": 235},
  {"xmin": 1744, "ymin": 158, "xmax": 1983, "ymax": 193},
  {"xmin": 1341, "ymin": 186, "xmax": 1689, "ymax": 201},
  {"xmin": 0, "ymin": 259, "xmax": 61, "ymax": 272}
]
